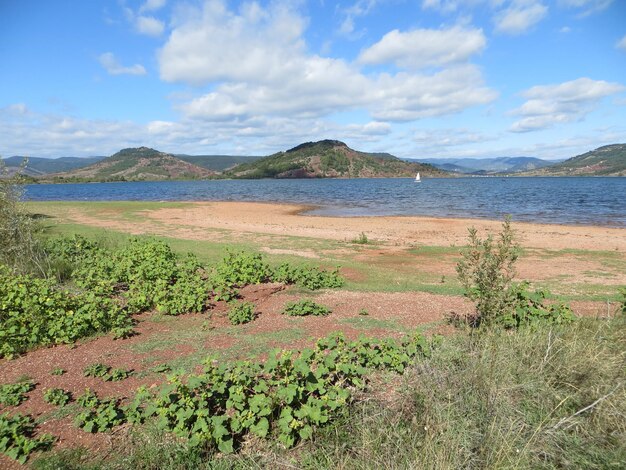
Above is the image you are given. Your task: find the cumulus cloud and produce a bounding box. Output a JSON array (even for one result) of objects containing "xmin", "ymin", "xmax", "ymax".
[
  {"xmin": 0, "ymin": 104, "xmax": 397, "ymax": 158},
  {"xmin": 358, "ymin": 26, "xmax": 486, "ymax": 69},
  {"xmin": 136, "ymin": 15, "xmax": 164, "ymax": 36},
  {"xmin": 98, "ymin": 52, "xmax": 146, "ymax": 76},
  {"xmin": 159, "ymin": 1, "xmax": 496, "ymax": 124},
  {"xmin": 617, "ymin": 35, "xmax": 626, "ymax": 52},
  {"xmin": 494, "ymin": 1, "xmax": 548, "ymax": 35},
  {"xmin": 510, "ymin": 77, "xmax": 625, "ymax": 132}
]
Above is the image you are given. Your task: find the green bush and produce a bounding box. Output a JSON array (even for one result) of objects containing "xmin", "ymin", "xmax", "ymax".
[
  {"xmin": 0, "ymin": 265, "xmax": 131, "ymax": 358},
  {"xmin": 42, "ymin": 389, "xmax": 71, "ymax": 407},
  {"xmin": 272, "ymin": 263, "xmax": 344, "ymax": 290},
  {"xmin": 0, "ymin": 413, "xmax": 53, "ymax": 463},
  {"xmin": 0, "ymin": 160, "xmax": 46, "ymax": 275},
  {"xmin": 215, "ymin": 250, "xmax": 272, "ymax": 287},
  {"xmin": 456, "ymin": 217, "xmax": 519, "ymax": 326},
  {"xmin": 282, "ymin": 299, "xmax": 331, "ymax": 317},
  {"xmin": 227, "ymin": 301, "xmax": 256, "ymax": 325},
  {"xmin": 0, "ymin": 380, "xmax": 34, "ymax": 406}
]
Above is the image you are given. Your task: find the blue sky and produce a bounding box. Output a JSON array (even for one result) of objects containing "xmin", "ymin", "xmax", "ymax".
[{"xmin": 1, "ymin": 0, "xmax": 624, "ymax": 160}]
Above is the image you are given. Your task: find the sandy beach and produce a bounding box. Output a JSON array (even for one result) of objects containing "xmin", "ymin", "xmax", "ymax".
[{"xmin": 133, "ymin": 201, "xmax": 626, "ymax": 252}]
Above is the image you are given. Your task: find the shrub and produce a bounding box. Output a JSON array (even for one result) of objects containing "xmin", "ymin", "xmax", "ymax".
[
  {"xmin": 83, "ymin": 363, "xmax": 110, "ymax": 379},
  {"xmin": 456, "ymin": 217, "xmax": 519, "ymax": 326},
  {"xmin": 282, "ymin": 299, "xmax": 331, "ymax": 317},
  {"xmin": 227, "ymin": 301, "xmax": 256, "ymax": 325},
  {"xmin": 0, "ymin": 380, "xmax": 34, "ymax": 407},
  {"xmin": 352, "ymin": 232, "xmax": 369, "ymax": 244},
  {"xmin": 0, "ymin": 413, "xmax": 53, "ymax": 463},
  {"xmin": 42, "ymin": 389, "xmax": 71, "ymax": 407},
  {"xmin": 456, "ymin": 219, "xmax": 575, "ymax": 329},
  {"xmin": 0, "ymin": 159, "xmax": 46, "ymax": 275},
  {"xmin": 0, "ymin": 266, "xmax": 131, "ymax": 358},
  {"xmin": 215, "ymin": 250, "xmax": 271, "ymax": 286},
  {"xmin": 272, "ymin": 263, "xmax": 344, "ymax": 290}
]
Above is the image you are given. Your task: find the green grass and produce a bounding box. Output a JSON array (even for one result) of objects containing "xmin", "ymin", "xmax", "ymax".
[
  {"xmin": 338, "ymin": 316, "xmax": 409, "ymax": 333},
  {"xmin": 33, "ymin": 316, "xmax": 626, "ymax": 470}
]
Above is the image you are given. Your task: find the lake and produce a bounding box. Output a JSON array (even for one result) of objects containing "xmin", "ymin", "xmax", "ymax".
[{"xmin": 24, "ymin": 177, "xmax": 626, "ymax": 227}]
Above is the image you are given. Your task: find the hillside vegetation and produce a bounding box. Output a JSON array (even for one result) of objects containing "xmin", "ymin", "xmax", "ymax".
[
  {"xmin": 526, "ymin": 144, "xmax": 626, "ymax": 176},
  {"xmin": 225, "ymin": 140, "xmax": 446, "ymax": 178},
  {"xmin": 45, "ymin": 147, "xmax": 215, "ymax": 182}
]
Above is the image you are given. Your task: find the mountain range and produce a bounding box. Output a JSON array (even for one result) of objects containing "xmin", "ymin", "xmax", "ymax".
[
  {"xmin": 416, "ymin": 156, "xmax": 560, "ymax": 174},
  {"xmin": 3, "ymin": 142, "xmax": 625, "ymax": 181}
]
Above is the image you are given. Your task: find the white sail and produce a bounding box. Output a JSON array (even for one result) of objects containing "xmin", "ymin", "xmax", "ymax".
[{"xmin": 415, "ymin": 172, "xmax": 421, "ymax": 182}]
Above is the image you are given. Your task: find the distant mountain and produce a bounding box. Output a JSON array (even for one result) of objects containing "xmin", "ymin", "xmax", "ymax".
[
  {"xmin": 1, "ymin": 155, "xmax": 105, "ymax": 176},
  {"xmin": 418, "ymin": 156, "xmax": 558, "ymax": 174},
  {"xmin": 175, "ymin": 154, "xmax": 262, "ymax": 172},
  {"xmin": 46, "ymin": 147, "xmax": 215, "ymax": 182},
  {"xmin": 525, "ymin": 144, "xmax": 626, "ymax": 176},
  {"xmin": 225, "ymin": 140, "xmax": 446, "ymax": 179}
]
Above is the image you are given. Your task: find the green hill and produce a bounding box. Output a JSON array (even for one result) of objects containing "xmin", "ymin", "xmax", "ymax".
[
  {"xmin": 529, "ymin": 144, "xmax": 626, "ymax": 176},
  {"xmin": 46, "ymin": 147, "xmax": 215, "ymax": 182},
  {"xmin": 225, "ymin": 140, "xmax": 446, "ymax": 179}
]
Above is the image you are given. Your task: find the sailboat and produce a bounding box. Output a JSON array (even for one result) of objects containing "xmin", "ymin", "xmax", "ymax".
[{"xmin": 414, "ymin": 172, "xmax": 421, "ymax": 182}]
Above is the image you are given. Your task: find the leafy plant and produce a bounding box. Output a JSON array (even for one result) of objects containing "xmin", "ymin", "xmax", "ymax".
[
  {"xmin": 83, "ymin": 363, "xmax": 110, "ymax": 379},
  {"xmin": 272, "ymin": 263, "xmax": 344, "ymax": 290},
  {"xmin": 282, "ymin": 299, "xmax": 331, "ymax": 317},
  {"xmin": 50, "ymin": 367, "xmax": 65, "ymax": 376},
  {"xmin": 0, "ymin": 413, "xmax": 54, "ymax": 463},
  {"xmin": 227, "ymin": 301, "xmax": 256, "ymax": 325},
  {"xmin": 0, "ymin": 266, "xmax": 129, "ymax": 358},
  {"xmin": 456, "ymin": 217, "xmax": 520, "ymax": 326},
  {"xmin": 43, "ymin": 389, "xmax": 71, "ymax": 407},
  {"xmin": 0, "ymin": 380, "xmax": 34, "ymax": 407},
  {"xmin": 104, "ymin": 368, "xmax": 132, "ymax": 382},
  {"xmin": 358, "ymin": 308, "xmax": 369, "ymax": 316},
  {"xmin": 75, "ymin": 394, "xmax": 125, "ymax": 433},
  {"xmin": 215, "ymin": 250, "xmax": 271, "ymax": 286}
]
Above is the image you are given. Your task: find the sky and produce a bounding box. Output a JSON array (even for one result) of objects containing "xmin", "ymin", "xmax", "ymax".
[{"xmin": 0, "ymin": 0, "xmax": 625, "ymax": 160}]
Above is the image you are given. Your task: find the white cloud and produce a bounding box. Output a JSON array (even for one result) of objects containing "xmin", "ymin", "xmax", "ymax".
[
  {"xmin": 617, "ymin": 35, "xmax": 626, "ymax": 52},
  {"xmin": 136, "ymin": 15, "xmax": 164, "ymax": 36},
  {"xmin": 98, "ymin": 53, "xmax": 146, "ymax": 76},
  {"xmin": 494, "ymin": 1, "xmax": 548, "ymax": 35},
  {"xmin": 510, "ymin": 77, "xmax": 625, "ymax": 132},
  {"xmin": 160, "ymin": 1, "xmax": 496, "ymax": 124},
  {"xmin": 558, "ymin": 0, "xmax": 613, "ymax": 16},
  {"xmin": 559, "ymin": 26, "xmax": 571, "ymax": 33},
  {"xmin": 337, "ymin": 0, "xmax": 379, "ymax": 38},
  {"xmin": 139, "ymin": 0, "xmax": 166, "ymax": 14},
  {"xmin": 358, "ymin": 26, "xmax": 486, "ymax": 69},
  {"xmin": 0, "ymin": 104, "xmax": 398, "ymax": 158}
]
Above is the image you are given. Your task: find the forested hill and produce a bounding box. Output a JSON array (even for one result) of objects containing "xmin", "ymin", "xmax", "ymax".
[
  {"xmin": 225, "ymin": 140, "xmax": 446, "ymax": 178},
  {"xmin": 45, "ymin": 147, "xmax": 215, "ymax": 182}
]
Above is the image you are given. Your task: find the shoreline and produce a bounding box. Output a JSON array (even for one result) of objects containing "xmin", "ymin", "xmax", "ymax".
[{"xmin": 37, "ymin": 200, "xmax": 626, "ymax": 252}]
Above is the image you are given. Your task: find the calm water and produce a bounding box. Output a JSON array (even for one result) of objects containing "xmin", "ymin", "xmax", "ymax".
[{"xmin": 24, "ymin": 177, "xmax": 626, "ymax": 227}]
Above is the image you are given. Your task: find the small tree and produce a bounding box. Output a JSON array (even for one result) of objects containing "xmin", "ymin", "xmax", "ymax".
[
  {"xmin": 456, "ymin": 217, "xmax": 520, "ymax": 326},
  {"xmin": 0, "ymin": 158, "xmax": 45, "ymax": 274}
]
